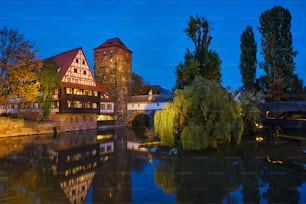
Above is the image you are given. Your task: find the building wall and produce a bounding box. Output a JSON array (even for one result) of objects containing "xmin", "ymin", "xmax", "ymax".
[
  {"xmin": 49, "ymin": 113, "xmax": 97, "ymax": 132},
  {"xmin": 127, "ymin": 102, "xmax": 169, "ymax": 111},
  {"xmin": 94, "ymin": 45, "xmax": 132, "ymax": 125}
]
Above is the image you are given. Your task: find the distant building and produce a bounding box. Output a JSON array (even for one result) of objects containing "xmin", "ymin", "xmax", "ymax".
[{"xmin": 94, "ymin": 38, "xmax": 132, "ymax": 126}]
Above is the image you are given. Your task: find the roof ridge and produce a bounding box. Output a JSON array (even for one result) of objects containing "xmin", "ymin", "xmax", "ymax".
[{"xmin": 93, "ymin": 37, "xmax": 131, "ymax": 52}]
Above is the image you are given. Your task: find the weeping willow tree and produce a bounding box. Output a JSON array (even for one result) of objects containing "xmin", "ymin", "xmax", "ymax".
[
  {"xmin": 154, "ymin": 76, "xmax": 244, "ymax": 150},
  {"xmin": 154, "ymin": 157, "xmax": 178, "ymax": 193}
]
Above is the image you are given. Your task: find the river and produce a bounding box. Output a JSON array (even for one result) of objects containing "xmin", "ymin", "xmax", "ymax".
[{"xmin": 0, "ymin": 127, "xmax": 305, "ymax": 203}]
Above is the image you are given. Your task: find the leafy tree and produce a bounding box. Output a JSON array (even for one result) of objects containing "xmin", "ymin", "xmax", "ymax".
[
  {"xmin": 239, "ymin": 91, "xmax": 263, "ymax": 136},
  {"xmin": 155, "ymin": 77, "xmax": 244, "ymax": 150},
  {"xmin": 36, "ymin": 58, "xmax": 61, "ymax": 118},
  {"xmin": 0, "ymin": 26, "xmax": 41, "ymax": 102},
  {"xmin": 132, "ymin": 72, "xmax": 160, "ymax": 95},
  {"xmin": 259, "ymin": 6, "xmax": 302, "ymax": 98},
  {"xmin": 239, "ymin": 26, "xmax": 257, "ymax": 91},
  {"xmin": 175, "ymin": 15, "xmax": 221, "ymax": 89}
]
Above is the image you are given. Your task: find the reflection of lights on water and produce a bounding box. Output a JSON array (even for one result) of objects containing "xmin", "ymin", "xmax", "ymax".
[
  {"xmin": 255, "ymin": 123, "xmax": 263, "ymax": 129},
  {"xmin": 266, "ymin": 155, "xmax": 283, "ymax": 164},
  {"xmin": 96, "ymin": 134, "xmax": 112, "ymax": 140},
  {"xmin": 256, "ymin": 136, "xmax": 263, "ymax": 143}
]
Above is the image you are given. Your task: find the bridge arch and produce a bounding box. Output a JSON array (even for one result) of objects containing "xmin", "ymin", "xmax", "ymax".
[{"xmin": 127, "ymin": 110, "xmax": 155, "ymax": 128}]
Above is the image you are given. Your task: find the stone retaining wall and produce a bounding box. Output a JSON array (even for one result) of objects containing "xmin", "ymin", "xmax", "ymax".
[{"xmin": 0, "ymin": 113, "xmax": 97, "ymax": 137}]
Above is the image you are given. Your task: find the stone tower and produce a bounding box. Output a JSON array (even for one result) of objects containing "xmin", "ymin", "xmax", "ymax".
[{"xmin": 93, "ymin": 38, "xmax": 132, "ymax": 125}]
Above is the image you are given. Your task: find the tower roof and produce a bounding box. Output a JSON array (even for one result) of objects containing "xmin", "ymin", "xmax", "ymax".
[{"xmin": 93, "ymin": 37, "xmax": 132, "ymax": 52}]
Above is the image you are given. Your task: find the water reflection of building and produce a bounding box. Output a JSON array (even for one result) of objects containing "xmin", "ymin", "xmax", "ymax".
[
  {"xmin": 48, "ymin": 130, "xmax": 114, "ymax": 204},
  {"xmin": 92, "ymin": 128, "xmax": 132, "ymax": 203},
  {"xmin": 47, "ymin": 128, "xmax": 155, "ymax": 204}
]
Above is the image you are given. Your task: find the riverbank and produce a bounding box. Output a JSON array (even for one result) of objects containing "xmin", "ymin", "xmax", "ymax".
[{"xmin": 0, "ymin": 116, "xmax": 56, "ymax": 137}]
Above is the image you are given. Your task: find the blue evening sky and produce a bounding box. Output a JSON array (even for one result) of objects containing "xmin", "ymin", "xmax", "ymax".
[{"xmin": 1, "ymin": 0, "xmax": 305, "ymax": 90}]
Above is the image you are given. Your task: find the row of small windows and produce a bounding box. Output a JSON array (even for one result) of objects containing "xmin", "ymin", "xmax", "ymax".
[
  {"xmin": 66, "ymin": 88, "xmax": 98, "ymax": 96},
  {"xmin": 64, "ymin": 162, "xmax": 97, "ymax": 177},
  {"xmin": 73, "ymin": 68, "xmax": 87, "ymax": 75},
  {"xmin": 67, "ymin": 101, "xmax": 98, "ymax": 109},
  {"xmin": 1, "ymin": 102, "xmax": 58, "ymax": 110},
  {"xmin": 66, "ymin": 150, "xmax": 97, "ymax": 163},
  {"xmin": 65, "ymin": 77, "xmax": 94, "ymax": 86},
  {"xmin": 96, "ymin": 50, "xmax": 113, "ymax": 56},
  {"xmin": 101, "ymin": 103, "xmax": 113, "ymax": 110},
  {"xmin": 95, "ymin": 49, "xmax": 130, "ymax": 56}
]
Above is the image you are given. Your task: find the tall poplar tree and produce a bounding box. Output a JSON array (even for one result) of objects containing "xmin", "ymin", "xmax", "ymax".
[
  {"xmin": 239, "ymin": 26, "xmax": 257, "ymax": 91},
  {"xmin": 259, "ymin": 6, "xmax": 300, "ymax": 99}
]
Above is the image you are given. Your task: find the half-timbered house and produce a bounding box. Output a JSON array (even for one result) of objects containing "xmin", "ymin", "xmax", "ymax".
[{"xmin": 0, "ymin": 47, "xmax": 114, "ymax": 132}]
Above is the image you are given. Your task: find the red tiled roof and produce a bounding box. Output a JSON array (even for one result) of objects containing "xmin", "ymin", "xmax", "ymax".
[
  {"xmin": 93, "ymin": 37, "xmax": 132, "ymax": 52},
  {"xmin": 47, "ymin": 47, "xmax": 80, "ymax": 77}
]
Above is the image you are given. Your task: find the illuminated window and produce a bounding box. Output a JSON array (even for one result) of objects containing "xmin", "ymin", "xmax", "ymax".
[
  {"xmin": 93, "ymin": 91, "xmax": 98, "ymax": 96},
  {"xmin": 66, "ymin": 88, "xmax": 72, "ymax": 94}
]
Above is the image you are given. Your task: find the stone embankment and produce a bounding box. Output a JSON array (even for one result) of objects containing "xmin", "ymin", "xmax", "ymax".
[{"xmin": 0, "ymin": 117, "xmax": 55, "ymax": 137}]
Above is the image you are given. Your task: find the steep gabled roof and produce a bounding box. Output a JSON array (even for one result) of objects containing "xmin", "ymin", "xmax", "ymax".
[
  {"xmin": 47, "ymin": 47, "xmax": 80, "ymax": 77},
  {"xmin": 93, "ymin": 37, "xmax": 132, "ymax": 52}
]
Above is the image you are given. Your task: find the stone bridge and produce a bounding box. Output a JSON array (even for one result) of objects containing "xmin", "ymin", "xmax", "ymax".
[
  {"xmin": 127, "ymin": 110, "xmax": 156, "ymax": 127},
  {"xmin": 126, "ymin": 94, "xmax": 173, "ymax": 127}
]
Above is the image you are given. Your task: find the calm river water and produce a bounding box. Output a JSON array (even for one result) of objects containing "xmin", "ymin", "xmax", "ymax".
[{"xmin": 0, "ymin": 127, "xmax": 305, "ymax": 204}]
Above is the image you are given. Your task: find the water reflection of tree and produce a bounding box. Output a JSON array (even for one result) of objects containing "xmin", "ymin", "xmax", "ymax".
[{"xmin": 154, "ymin": 142, "xmax": 305, "ymax": 203}]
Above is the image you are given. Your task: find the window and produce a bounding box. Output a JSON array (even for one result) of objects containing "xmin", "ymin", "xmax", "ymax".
[
  {"xmin": 76, "ymin": 59, "xmax": 78, "ymax": 63},
  {"xmin": 83, "ymin": 70, "xmax": 86, "ymax": 75},
  {"xmin": 107, "ymin": 104, "xmax": 112, "ymax": 110},
  {"xmin": 103, "ymin": 50, "xmax": 106, "ymax": 55},
  {"xmin": 101, "ymin": 103, "xmax": 106, "ymax": 110},
  {"xmin": 74, "ymin": 68, "xmax": 77, "ymax": 73},
  {"xmin": 82, "ymin": 60, "xmax": 85, "ymax": 65},
  {"xmin": 66, "ymin": 88, "xmax": 72, "ymax": 94}
]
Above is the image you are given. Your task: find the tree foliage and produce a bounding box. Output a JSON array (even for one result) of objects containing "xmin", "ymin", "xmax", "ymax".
[
  {"xmin": 155, "ymin": 77, "xmax": 244, "ymax": 150},
  {"xmin": 175, "ymin": 15, "xmax": 221, "ymax": 89},
  {"xmin": 239, "ymin": 91, "xmax": 263, "ymax": 135},
  {"xmin": 239, "ymin": 26, "xmax": 257, "ymax": 91},
  {"xmin": 36, "ymin": 58, "xmax": 61, "ymax": 118},
  {"xmin": 259, "ymin": 6, "xmax": 302, "ymax": 99},
  {"xmin": 0, "ymin": 26, "xmax": 41, "ymax": 102},
  {"xmin": 132, "ymin": 72, "xmax": 160, "ymax": 95}
]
